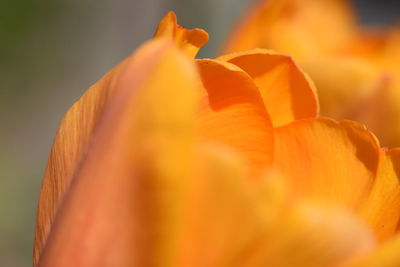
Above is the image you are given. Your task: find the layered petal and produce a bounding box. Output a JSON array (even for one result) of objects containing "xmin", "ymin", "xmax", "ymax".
[
  {"xmin": 34, "ymin": 8, "xmax": 396, "ymax": 267},
  {"xmin": 225, "ymin": 0, "xmax": 400, "ymax": 147},
  {"xmin": 273, "ymin": 118, "xmax": 380, "ymax": 210},
  {"xmin": 37, "ymin": 39, "xmax": 201, "ymax": 267},
  {"xmin": 36, "ymin": 40, "xmax": 276, "ymax": 266},
  {"xmin": 34, "ymin": 13, "xmax": 209, "ymax": 264},
  {"xmin": 219, "ymin": 49, "xmax": 318, "ymax": 127},
  {"xmin": 154, "ymin": 11, "xmax": 209, "ymax": 58},
  {"xmin": 360, "ymin": 149, "xmax": 400, "ymax": 241},
  {"xmin": 196, "ymin": 59, "xmax": 274, "ymax": 173}
]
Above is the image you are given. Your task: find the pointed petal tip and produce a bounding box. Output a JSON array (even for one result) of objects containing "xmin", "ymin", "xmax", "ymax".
[{"xmin": 154, "ymin": 11, "xmax": 209, "ymax": 58}]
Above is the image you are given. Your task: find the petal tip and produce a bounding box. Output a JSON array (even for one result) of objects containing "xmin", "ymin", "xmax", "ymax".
[{"xmin": 154, "ymin": 11, "xmax": 209, "ymax": 58}]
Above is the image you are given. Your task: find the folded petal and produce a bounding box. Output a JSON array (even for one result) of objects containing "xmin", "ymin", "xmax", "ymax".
[
  {"xmin": 360, "ymin": 149, "xmax": 400, "ymax": 241},
  {"xmin": 38, "ymin": 39, "xmax": 201, "ymax": 267},
  {"xmin": 154, "ymin": 11, "xmax": 209, "ymax": 58},
  {"xmin": 226, "ymin": 0, "xmax": 400, "ymax": 148},
  {"xmin": 219, "ymin": 49, "xmax": 319, "ymax": 127},
  {"xmin": 196, "ymin": 59, "xmax": 274, "ymax": 173},
  {"xmin": 273, "ymin": 118, "xmax": 380, "ymax": 210}
]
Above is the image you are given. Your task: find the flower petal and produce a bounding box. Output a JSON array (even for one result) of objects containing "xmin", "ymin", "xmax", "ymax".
[
  {"xmin": 35, "ymin": 12, "xmax": 208, "ymax": 263},
  {"xmin": 252, "ymin": 202, "xmax": 375, "ymax": 267},
  {"xmin": 179, "ymin": 165, "xmax": 375, "ymax": 267},
  {"xmin": 341, "ymin": 29, "xmax": 400, "ymax": 147},
  {"xmin": 273, "ymin": 118, "xmax": 380, "ymax": 210},
  {"xmin": 34, "ymin": 53, "xmax": 132, "ymax": 265},
  {"xmin": 176, "ymin": 144, "xmax": 269, "ymax": 267},
  {"xmin": 37, "ymin": 39, "xmax": 201, "ymax": 267},
  {"xmin": 196, "ymin": 59, "xmax": 275, "ymax": 173},
  {"xmin": 360, "ymin": 148, "xmax": 400, "ymax": 241},
  {"xmin": 301, "ymin": 56, "xmax": 381, "ymax": 118},
  {"xmin": 154, "ymin": 11, "xmax": 209, "ymax": 58},
  {"xmin": 355, "ymin": 234, "xmax": 400, "ymax": 267},
  {"xmin": 223, "ymin": 0, "xmax": 357, "ymax": 57},
  {"xmin": 219, "ymin": 49, "xmax": 319, "ymax": 127}
]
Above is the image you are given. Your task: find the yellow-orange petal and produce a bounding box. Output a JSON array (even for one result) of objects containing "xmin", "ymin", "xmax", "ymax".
[
  {"xmin": 37, "ymin": 39, "xmax": 201, "ymax": 267},
  {"xmin": 33, "ymin": 55, "xmax": 133, "ymax": 265},
  {"xmin": 219, "ymin": 49, "xmax": 319, "ymax": 127},
  {"xmin": 154, "ymin": 11, "xmax": 209, "ymax": 58},
  {"xmin": 196, "ymin": 59, "xmax": 274, "ymax": 174},
  {"xmin": 360, "ymin": 148, "xmax": 400, "ymax": 241},
  {"xmin": 273, "ymin": 118, "xmax": 380, "ymax": 210}
]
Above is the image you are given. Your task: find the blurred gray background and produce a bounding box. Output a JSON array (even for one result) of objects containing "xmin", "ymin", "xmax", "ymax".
[{"xmin": 0, "ymin": 0, "xmax": 399, "ymax": 266}]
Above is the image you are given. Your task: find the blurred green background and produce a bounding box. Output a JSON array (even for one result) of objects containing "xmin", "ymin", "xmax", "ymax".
[{"xmin": 0, "ymin": 0, "xmax": 398, "ymax": 266}]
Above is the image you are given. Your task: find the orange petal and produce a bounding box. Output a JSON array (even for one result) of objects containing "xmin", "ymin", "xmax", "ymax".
[
  {"xmin": 273, "ymin": 118, "xmax": 380, "ymax": 210},
  {"xmin": 34, "ymin": 53, "xmax": 132, "ymax": 265},
  {"xmin": 345, "ymin": 28, "xmax": 400, "ymax": 69},
  {"xmin": 343, "ymin": 29, "xmax": 400, "ymax": 147},
  {"xmin": 360, "ymin": 148, "xmax": 400, "ymax": 241},
  {"xmin": 176, "ymin": 144, "xmax": 268, "ymax": 267},
  {"xmin": 302, "ymin": 52, "xmax": 400, "ymax": 147},
  {"xmin": 179, "ymin": 159, "xmax": 375, "ymax": 267},
  {"xmin": 34, "ymin": 12, "xmax": 208, "ymax": 263},
  {"xmin": 252, "ymin": 202, "xmax": 375, "ymax": 267},
  {"xmin": 196, "ymin": 59, "xmax": 274, "ymax": 174},
  {"xmin": 300, "ymin": 56, "xmax": 381, "ymax": 118},
  {"xmin": 354, "ymin": 233, "xmax": 400, "ymax": 267},
  {"xmin": 154, "ymin": 11, "xmax": 209, "ymax": 58},
  {"xmin": 219, "ymin": 49, "xmax": 319, "ymax": 127},
  {"xmin": 37, "ymin": 39, "xmax": 201, "ymax": 267},
  {"xmin": 216, "ymin": 171, "xmax": 375, "ymax": 267},
  {"xmin": 223, "ymin": 0, "xmax": 357, "ymax": 57}
]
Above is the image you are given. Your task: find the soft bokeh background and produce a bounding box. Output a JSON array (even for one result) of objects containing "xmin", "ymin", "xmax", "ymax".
[{"xmin": 0, "ymin": 0, "xmax": 399, "ymax": 266}]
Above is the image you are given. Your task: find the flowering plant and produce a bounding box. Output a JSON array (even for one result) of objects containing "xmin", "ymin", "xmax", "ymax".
[{"xmin": 34, "ymin": 9, "xmax": 400, "ymax": 267}]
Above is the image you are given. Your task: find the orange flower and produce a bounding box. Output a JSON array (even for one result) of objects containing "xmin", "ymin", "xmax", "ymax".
[
  {"xmin": 224, "ymin": 0, "xmax": 400, "ymax": 147},
  {"xmin": 34, "ymin": 12, "xmax": 400, "ymax": 267}
]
